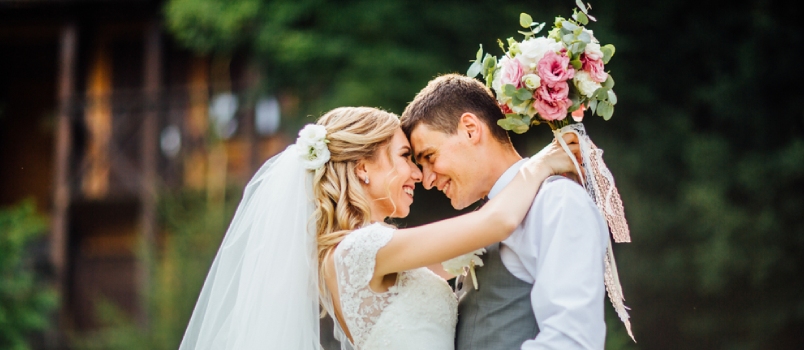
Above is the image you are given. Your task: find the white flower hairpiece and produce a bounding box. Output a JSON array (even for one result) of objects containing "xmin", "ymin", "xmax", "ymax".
[{"xmin": 296, "ymin": 124, "xmax": 330, "ymax": 170}]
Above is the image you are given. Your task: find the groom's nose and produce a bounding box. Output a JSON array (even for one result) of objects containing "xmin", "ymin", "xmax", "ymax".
[{"xmin": 422, "ymin": 169, "xmax": 436, "ymax": 190}]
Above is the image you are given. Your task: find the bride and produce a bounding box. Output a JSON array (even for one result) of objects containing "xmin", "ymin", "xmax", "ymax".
[{"xmin": 179, "ymin": 107, "xmax": 579, "ymax": 350}]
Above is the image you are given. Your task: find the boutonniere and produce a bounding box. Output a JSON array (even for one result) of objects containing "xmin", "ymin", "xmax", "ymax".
[{"xmin": 442, "ymin": 249, "xmax": 486, "ymax": 290}]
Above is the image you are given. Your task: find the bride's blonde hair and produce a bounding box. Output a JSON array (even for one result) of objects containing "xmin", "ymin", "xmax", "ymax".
[{"xmin": 312, "ymin": 107, "xmax": 400, "ymax": 288}]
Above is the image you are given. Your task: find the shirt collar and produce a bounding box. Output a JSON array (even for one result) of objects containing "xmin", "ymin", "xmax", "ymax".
[{"xmin": 488, "ymin": 158, "xmax": 528, "ymax": 199}]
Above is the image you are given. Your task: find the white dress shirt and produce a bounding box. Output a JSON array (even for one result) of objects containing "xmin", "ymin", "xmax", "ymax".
[{"xmin": 488, "ymin": 159, "xmax": 608, "ymax": 350}]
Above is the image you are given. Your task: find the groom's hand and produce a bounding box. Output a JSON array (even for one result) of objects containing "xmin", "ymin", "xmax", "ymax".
[{"xmin": 558, "ymin": 133, "xmax": 582, "ymax": 165}]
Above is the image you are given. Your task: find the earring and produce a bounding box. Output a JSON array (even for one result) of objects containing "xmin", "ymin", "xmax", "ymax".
[{"xmin": 364, "ymin": 176, "xmax": 370, "ymax": 184}]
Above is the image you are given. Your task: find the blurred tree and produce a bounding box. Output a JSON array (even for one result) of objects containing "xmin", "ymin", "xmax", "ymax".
[
  {"xmin": 160, "ymin": 0, "xmax": 804, "ymax": 348},
  {"xmin": 0, "ymin": 200, "xmax": 58, "ymax": 350}
]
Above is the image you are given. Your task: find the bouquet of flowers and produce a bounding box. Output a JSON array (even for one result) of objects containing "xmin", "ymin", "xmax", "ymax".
[
  {"xmin": 467, "ymin": 1, "xmax": 616, "ymax": 133},
  {"xmin": 468, "ymin": 2, "xmax": 635, "ymax": 341}
]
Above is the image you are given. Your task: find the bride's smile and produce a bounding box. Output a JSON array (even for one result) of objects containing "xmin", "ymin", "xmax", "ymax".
[{"xmin": 358, "ymin": 128, "xmax": 423, "ymax": 221}]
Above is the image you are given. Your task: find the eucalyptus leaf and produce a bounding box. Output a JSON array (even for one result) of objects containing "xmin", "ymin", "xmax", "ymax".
[
  {"xmin": 476, "ymin": 45, "xmax": 483, "ymax": 61},
  {"xmin": 578, "ymin": 31, "xmax": 591, "ymax": 44},
  {"xmin": 597, "ymin": 101, "xmax": 614, "ymax": 120},
  {"xmin": 562, "ymin": 33, "xmax": 575, "ymax": 45},
  {"xmin": 607, "ymin": 90, "xmax": 618, "ymax": 105},
  {"xmin": 576, "ymin": 0, "xmax": 588, "ymax": 14},
  {"xmin": 520, "ymin": 13, "xmax": 534, "ymax": 28},
  {"xmin": 601, "ymin": 44, "xmax": 616, "ymax": 64},
  {"xmin": 575, "ymin": 11, "xmax": 589, "ymax": 25},
  {"xmin": 482, "ymin": 54, "xmax": 496, "ymax": 70},
  {"xmin": 497, "ymin": 118, "xmax": 514, "ymax": 131},
  {"xmin": 467, "ymin": 61, "xmax": 482, "ymax": 78},
  {"xmin": 519, "ymin": 30, "xmax": 534, "ymax": 37},
  {"xmin": 533, "ymin": 22, "xmax": 546, "ymax": 34},
  {"xmin": 571, "ymin": 58, "xmax": 582, "ymax": 70},
  {"xmin": 595, "ymin": 87, "xmax": 609, "ymax": 100},
  {"xmin": 571, "ymin": 42, "xmax": 587, "ymax": 56},
  {"xmin": 562, "ymin": 21, "xmax": 578, "ymax": 32},
  {"xmin": 589, "ymin": 99, "xmax": 598, "ymax": 114},
  {"xmin": 511, "ymin": 95, "xmax": 523, "ymax": 106},
  {"xmin": 516, "ymin": 88, "xmax": 532, "ymax": 101},
  {"xmin": 503, "ymin": 84, "xmax": 517, "ymax": 96},
  {"xmin": 603, "ymin": 75, "xmax": 615, "ymax": 89}
]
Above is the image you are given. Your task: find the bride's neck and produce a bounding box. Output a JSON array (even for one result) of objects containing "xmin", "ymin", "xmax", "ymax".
[{"xmin": 369, "ymin": 206, "xmax": 387, "ymax": 224}]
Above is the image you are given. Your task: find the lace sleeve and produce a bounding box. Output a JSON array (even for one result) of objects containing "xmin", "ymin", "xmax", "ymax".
[{"xmin": 333, "ymin": 223, "xmax": 397, "ymax": 348}]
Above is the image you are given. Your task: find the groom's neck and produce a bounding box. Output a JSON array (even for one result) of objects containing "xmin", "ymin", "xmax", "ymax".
[{"xmin": 479, "ymin": 142, "xmax": 522, "ymax": 196}]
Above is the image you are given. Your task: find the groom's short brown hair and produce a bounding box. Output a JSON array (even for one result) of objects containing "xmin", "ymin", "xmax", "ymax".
[{"xmin": 401, "ymin": 74, "xmax": 511, "ymax": 144}]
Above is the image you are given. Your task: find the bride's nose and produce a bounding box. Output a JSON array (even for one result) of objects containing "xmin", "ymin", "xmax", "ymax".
[{"xmin": 409, "ymin": 161, "xmax": 423, "ymax": 183}]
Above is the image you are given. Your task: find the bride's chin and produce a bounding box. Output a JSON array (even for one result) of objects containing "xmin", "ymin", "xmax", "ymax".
[{"xmin": 389, "ymin": 206, "xmax": 411, "ymax": 219}]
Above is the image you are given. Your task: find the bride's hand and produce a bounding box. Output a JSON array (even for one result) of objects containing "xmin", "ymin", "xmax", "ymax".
[{"xmin": 527, "ymin": 133, "xmax": 582, "ymax": 178}]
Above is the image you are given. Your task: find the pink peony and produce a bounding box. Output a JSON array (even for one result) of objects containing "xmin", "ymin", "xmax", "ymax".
[
  {"xmin": 499, "ymin": 57, "xmax": 524, "ymax": 88},
  {"xmin": 582, "ymin": 55, "xmax": 608, "ymax": 83},
  {"xmin": 533, "ymin": 82, "xmax": 571, "ymax": 121},
  {"xmin": 537, "ymin": 51, "xmax": 575, "ymax": 88}
]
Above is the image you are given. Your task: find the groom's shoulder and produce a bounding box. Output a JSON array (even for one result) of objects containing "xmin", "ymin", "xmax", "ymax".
[
  {"xmin": 540, "ymin": 175, "xmax": 586, "ymax": 195},
  {"xmin": 534, "ymin": 176, "xmax": 594, "ymax": 207}
]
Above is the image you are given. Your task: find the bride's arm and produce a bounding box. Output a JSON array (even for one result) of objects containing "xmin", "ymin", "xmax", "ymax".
[{"xmin": 374, "ymin": 138, "xmax": 580, "ymax": 277}]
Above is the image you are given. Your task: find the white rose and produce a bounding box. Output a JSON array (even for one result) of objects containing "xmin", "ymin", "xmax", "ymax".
[
  {"xmin": 296, "ymin": 124, "xmax": 330, "ymax": 170},
  {"xmin": 574, "ymin": 71, "xmax": 602, "ymax": 98},
  {"xmin": 585, "ymin": 42, "xmax": 604, "ymax": 61},
  {"xmin": 521, "ymin": 73, "xmax": 541, "ymax": 89},
  {"xmin": 516, "ymin": 37, "xmax": 563, "ymax": 71}
]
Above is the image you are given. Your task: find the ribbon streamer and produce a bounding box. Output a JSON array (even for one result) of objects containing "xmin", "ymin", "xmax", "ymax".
[{"xmin": 553, "ymin": 123, "xmax": 635, "ymax": 342}]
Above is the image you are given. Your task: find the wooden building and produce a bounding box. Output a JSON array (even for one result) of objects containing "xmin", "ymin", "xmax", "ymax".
[{"xmin": 0, "ymin": 0, "xmax": 288, "ymax": 347}]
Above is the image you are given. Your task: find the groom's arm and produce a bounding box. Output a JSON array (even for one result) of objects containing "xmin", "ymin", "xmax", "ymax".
[{"xmin": 522, "ymin": 178, "xmax": 608, "ymax": 350}]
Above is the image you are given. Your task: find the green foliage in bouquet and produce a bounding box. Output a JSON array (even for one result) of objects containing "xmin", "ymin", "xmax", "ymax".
[
  {"xmin": 0, "ymin": 200, "xmax": 59, "ymax": 350},
  {"xmin": 468, "ymin": 1, "xmax": 619, "ymax": 133}
]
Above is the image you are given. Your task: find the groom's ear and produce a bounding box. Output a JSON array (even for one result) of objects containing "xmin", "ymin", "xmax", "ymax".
[{"xmin": 458, "ymin": 113, "xmax": 482, "ymax": 145}]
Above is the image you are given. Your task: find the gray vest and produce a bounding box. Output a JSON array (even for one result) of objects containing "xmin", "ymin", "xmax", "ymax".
[{"xmin": 455, "ymin": 242, "xmax": 539, "ymax": 350}]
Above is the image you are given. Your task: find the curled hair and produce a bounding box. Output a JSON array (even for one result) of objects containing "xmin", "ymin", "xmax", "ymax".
[{"xmin": 312, "ymin": 107, "xmax": 400, "ymax": 296}]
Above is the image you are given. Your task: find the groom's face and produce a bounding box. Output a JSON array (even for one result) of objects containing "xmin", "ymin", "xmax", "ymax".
[{"xmin": 409, "ymin": 123, "xmax": 485, "ymax": 210}]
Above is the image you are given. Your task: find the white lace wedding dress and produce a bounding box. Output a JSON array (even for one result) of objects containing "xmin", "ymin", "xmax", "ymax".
[{"xmin": 327, "ymin": 223, "xmax": 458, "ymax": 350}]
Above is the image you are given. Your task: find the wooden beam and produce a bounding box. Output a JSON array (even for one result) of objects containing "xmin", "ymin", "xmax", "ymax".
[
  {"xmin": 139, "ymin": 20, "xmax": 161, "ymax": 328},
  {"xmin": 51, "ymin": 20, "xmax": 77, "ymax": 348}
]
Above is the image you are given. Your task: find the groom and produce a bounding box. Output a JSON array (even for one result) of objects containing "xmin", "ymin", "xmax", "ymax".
[{"xmin": 401, "ymin": 74, "xmax": 609, "ymax": 349}]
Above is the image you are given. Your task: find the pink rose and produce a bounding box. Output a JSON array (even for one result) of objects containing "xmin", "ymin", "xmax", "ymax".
[
  {"xmin": 537, "ymin": 51, "xmax": 575, "ymax": 88},
  {"xmin": 500, "ymin": 57, "xmax": 524, "ymax": 88},
  {"xmin": 533, "ymin": 82, "xmax": 571, "ymax": 121},
  {"xmin": 582, "ymin": 55, "xmax": 608, "ymax": 83},
  {"xmin": 534, "ymin": 81, "xmax": 569, "ymax": 102}
]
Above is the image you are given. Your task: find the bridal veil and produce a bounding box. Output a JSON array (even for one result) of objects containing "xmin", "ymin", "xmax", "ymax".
[{"xmin": 179, "ymin": 145, "xmax": 321, "ymax": 349}]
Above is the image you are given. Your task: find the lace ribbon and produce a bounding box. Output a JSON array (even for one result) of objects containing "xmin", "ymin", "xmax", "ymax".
[{"xmin": 554, "ymin": 123, "xmax": 635, "ymax": 342}]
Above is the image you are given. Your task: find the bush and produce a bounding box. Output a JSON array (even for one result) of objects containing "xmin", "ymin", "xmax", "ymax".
[{"xmin": 0, "ymin": 200, "xmax": 59, "ymax": 350}]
